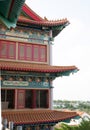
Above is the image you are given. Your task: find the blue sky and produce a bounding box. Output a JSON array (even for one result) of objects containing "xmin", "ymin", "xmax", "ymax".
[{"xmin": 26, "ymin": 0, "xmax": 90, "ymax": 101}]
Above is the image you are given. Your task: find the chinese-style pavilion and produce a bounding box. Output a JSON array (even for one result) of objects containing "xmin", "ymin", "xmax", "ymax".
[{"xmin": 1, "ymin": 3, "xmax": 79, "ymax": 130}]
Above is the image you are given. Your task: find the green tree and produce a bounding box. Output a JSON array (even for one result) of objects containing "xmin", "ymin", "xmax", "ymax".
[{"xmin": 54, "ymin": 118, "xmax": 90, "ymax": 130}]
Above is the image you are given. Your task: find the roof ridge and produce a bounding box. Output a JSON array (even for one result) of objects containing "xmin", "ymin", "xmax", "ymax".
[{"xmin": 22, "ymin": 3, "xmax": 44, "ymax": 21}]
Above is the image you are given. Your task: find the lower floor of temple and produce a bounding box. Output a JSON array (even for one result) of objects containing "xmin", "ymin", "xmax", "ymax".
[{"xmin": 1, "ymin": 89, "xmax": 49, "ymax": 109}]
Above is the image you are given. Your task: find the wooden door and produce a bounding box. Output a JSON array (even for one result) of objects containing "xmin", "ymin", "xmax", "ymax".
[{"xmin": 17, "ymin": 89, "xmax": 25, "ymax": 109}]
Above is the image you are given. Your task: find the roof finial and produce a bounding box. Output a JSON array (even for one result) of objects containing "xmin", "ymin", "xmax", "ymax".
[{"xmin": 44, "ymin": 16, "xmax": 48, "ymax": 20}]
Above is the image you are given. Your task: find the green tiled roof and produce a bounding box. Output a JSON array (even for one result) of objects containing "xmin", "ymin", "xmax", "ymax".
[
  {"xmin": 0, "ymin": 0, "xmax": 25, "ymax": 28},
  {"xmin": 0, "ymin": 0, "xmax": 12, "ymax": 18}
]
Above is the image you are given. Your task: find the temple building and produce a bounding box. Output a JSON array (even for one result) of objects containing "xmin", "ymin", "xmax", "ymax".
[{"xmin": 1, "ymin": 2, "xmax": 79, "ymax": 130}]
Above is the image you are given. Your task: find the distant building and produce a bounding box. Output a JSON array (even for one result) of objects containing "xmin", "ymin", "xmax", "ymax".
[{"xmin": 1, "ymin": 2, "xmax": 79, "ymax": 130}]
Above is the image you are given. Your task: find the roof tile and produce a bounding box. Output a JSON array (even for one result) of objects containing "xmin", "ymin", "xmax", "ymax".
[
  {"xmin": 18, "ymin": 16, "xmax": 69, "ymax": 27},
  {"xmin": 0, "ymin": 61, "xmax": 78, "ymax": 73},
  {"xmin": 2, "ymin": 110, "xmax": 79, "ymax": 125}
]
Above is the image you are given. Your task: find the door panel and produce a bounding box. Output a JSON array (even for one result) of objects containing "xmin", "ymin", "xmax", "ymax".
[{"xmin": 17, "ymin": 90, "xmax": 25, "ymax": 109}]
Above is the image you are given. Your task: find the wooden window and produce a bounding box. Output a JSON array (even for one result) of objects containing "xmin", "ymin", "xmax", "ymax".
[
  {"xmin": 18, "ymin": 43, "xmax": 47, "ymax": 62},
  {"xmin": 0, "ymin": 42, "xmax": 7, "ymax": 58},
  {"xmin": 8, "ymin": 42, "xmax": 16, "ymax": 59},
  {"xmin": 26, "ymin": 44, "xmax": 32, "ymax": 60},
  {"xmin": 18, "ymin": 43, "xmax": 25, "ymax": 60},
  {"xmin": 40, "ymin": 46, "xmax": 46, "ymax": 62},
  {"xmin": 0, "ymin": 40, "xmax": 16, "ymax": 59},
  {"xmin": 18, "ymin": 43, "xmax": 32, "ymax": 61},
  {"xmin": 33, "ymin": 45, "xmax": 39, "ymax": 61}
]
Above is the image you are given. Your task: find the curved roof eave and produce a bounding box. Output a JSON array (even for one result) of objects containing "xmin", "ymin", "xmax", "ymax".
[
  {"xmin": 18, "ymin": 16, "xmax": 70, "ymax": 37},
  {"xmin": 2, "ymin": 110, "xmax": 79, "ymax": 125},
  {"xmin": 18, "ymin": 16, "xmax": 69, "ymax": 27},
  {"xmin": 0, "ymin": 61, "xmax": 79, "ymax": 77},
  {"xmin": 18, "ymin": 4, "xmax": 70, "ymax": 37}
]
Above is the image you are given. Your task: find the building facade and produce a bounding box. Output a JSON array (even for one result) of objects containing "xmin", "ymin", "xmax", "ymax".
[{"xmin": 1, "ymin": 3, "xmax": 79, "ymax": 130}]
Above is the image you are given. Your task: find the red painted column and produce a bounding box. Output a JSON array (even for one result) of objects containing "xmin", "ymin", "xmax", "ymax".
[
  {"xmin": 14, "ymin": 89, "xmax": 18, "ymax": 109},
  {"xmin": 32, "ymin": 90, "xmax": 36, "ymax": 108}
]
